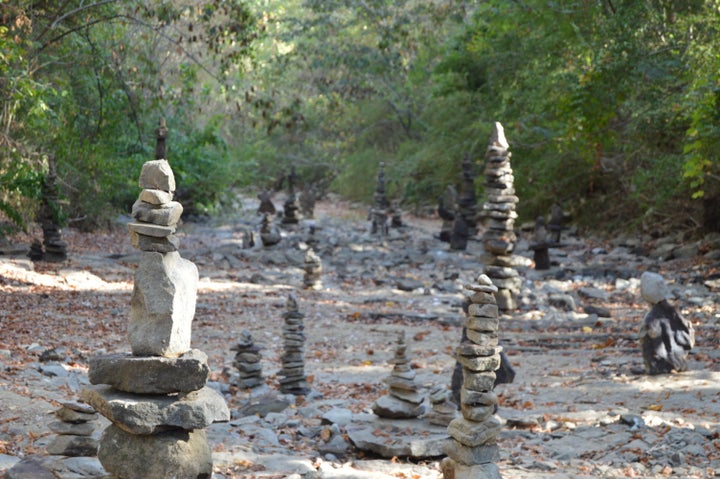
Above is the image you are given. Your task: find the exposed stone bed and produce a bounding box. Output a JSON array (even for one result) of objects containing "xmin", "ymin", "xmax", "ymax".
[{"xmin": 0, "ymin": 195, "xmax": 719, "ymax": 479}]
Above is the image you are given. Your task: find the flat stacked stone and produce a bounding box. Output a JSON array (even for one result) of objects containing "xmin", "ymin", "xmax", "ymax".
[
  {"xmin": 457, "ymin": 154, "xmax": 478, "ymax": 235},
  {"xmin": 370, "ymin": 162, "xmax": 389, "ymax": 236},
  {"xmin": 481, "ymin": 122, "xmax": 520, "ymax": 310},
  {"xmin": 303, "ymin": 248, "xmax": 322, "ymax": 290},
  {"xmin": 45, "ymin": 401, "xmax": 99, "ymax": 457},
  {"xmin": 372, "ymin": 331, "xmax": 424, "ymax": 419},
  {"xmin": 232, "ymin": 330, "xmax": 264, "ymax": 389},
  {"xmin": 425, "ymin": 386, "xmax": 457, "ymax": 427},
  {"xmin": 81, "ymin": 127, "xmax": 229, "ymax": 479},
  {"xmin": 282, "ymin": 166, "xmax": 302, "ymax": 225},
  {"xmin": 442, "ymin": 274, "xmax": 503, "ymax": 479},
  {"xmin": 279, "ymin": 293, "xmax": 310, "ymax": 395}
]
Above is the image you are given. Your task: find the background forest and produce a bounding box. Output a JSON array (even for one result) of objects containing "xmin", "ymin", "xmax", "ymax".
[{"xmin": 1, "ymin": 0, "xmax": 719, "ymax": 237}]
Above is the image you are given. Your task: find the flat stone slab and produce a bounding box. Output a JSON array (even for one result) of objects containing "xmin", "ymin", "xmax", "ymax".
[
  {"xmin": 346, "ymin": 417, "xmax": 451, "ymax": 459},
  {"xmin": 88, "ymin": 349, "xmax": 209, "ymax": 394},
  {"xmin": 80, "ymin": 385, "xmax": 229, "ymax": 435}
]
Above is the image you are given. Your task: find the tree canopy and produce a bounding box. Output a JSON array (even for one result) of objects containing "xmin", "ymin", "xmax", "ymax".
[{"xmin": 2, "ymin": 0, "xmax": 719, "ymax": 235}]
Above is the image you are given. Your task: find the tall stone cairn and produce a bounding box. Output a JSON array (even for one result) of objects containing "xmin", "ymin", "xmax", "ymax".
[
  {"xmin": 232, "ymin": 329, "xmax": 264, "ymax": 389},
  {"xmin": 38, "ymin": 156, "xmax": 68, "ymax": 262},
  {"xmin": 481, "ymin": 122, "xmax": 521, "ymax": 310},
  {"xmin": 303, "ymin": 248, "xmax": 323, "ymax": 290},
  {"xmin": 457, "ymin": 154, "xmax": 479, "ymax": 235},
  {"xmin": 372, "ymin": 331, "xmax": 424, "ymax": 419},
  {"xmin": 441, "ymin": 273, "xmax": 503, "ymax": 479},
  {"xmin": 370, "ymin": 162, "xmax": 389, "ymax": 236},
  {"xmin": 282, "ymin": 166, "xmax": 302, "ymax": 224},
  {"xmin": 279, "ymin": 293, "xmax": 311, "ymax": 395},
  {"xmin": 81, "ymin": 123, "xmax": 229, "ymax": 479}
]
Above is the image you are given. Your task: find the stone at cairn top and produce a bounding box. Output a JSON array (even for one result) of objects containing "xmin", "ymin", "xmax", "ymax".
[
  {"xmin": 490, "ymin": 121, "xmax": 508, "ymax": 150},
  {"xmin": 155, "ymin": 117, "xmax": 168, "ymax": 160},
  {"xmin": 640, "ymin": 271, "xmax": 670, "ymax": 305},
  {"xmin": 139, "ymin": 160, "xmax": 176, "ymax": 193}
]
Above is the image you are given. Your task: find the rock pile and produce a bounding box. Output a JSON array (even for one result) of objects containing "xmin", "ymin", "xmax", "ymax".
[
  {"xmin": 257, "ymin": 190, "xmax": 277, "ymax": 216},
  {"xmin": 457, "ymin": 154, "xmax": 478, "ymax": 235},
  {"xmin": 442, "ymin": 273, "xmax": 503, "ymax": 479},
  {"xmin": 481, "ymin": 122, "xmax": 521, "ymax": 310},
  {"xmin": 370, "ymin": 162, "xmax": 389, "ymax": 236},
  {"xmin": 279, "ymin": 293, "xmax": 311, "ymax": 395},
  {"xmin": 81, "ymin": 135, "xmax": 229, "ymax": 479},
  {"xmin": 372, "ymin": 331, "xmax": 424, "ymax": 419},
  {"xmin": 45, "ymin": 401, "xmax": 99, "ymax": 458},
  {"xmin": 282, "ymin": 167, "xmax": 302, "ymax": 225},
  {"xmin": 425, "ymin": 386, "xmax": 457, "ymax": 427},
  {"xmin": 232, "ymin": 329, "xmax": 264, "ymax": 389},
  {"xmin": 639, "ymin": 271, "xmax": 695, "ymax": 374},
  {"xmin": 303, "ymin": 248, "xmax": 322, "ymax": 290}
]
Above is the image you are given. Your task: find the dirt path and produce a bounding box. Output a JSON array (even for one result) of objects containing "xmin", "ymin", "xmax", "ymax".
[{"xmin": 0, "ymin": 195, "xmax": 718, "ymax": 478}]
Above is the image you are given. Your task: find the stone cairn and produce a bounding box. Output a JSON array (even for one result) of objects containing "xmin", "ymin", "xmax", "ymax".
[
  {"xmin": 438, "ymin": 185, "xmax": 458, "ymax": 243},
  {"xmin": 81, "ymin": 126, "xmax": 229, "ymax": 479},
  {"xmin": 639, "ymin": 272, "xmax": 695, "ymax": 374},
  {"xmin": 370, "ymin": 162, "xmax": 390, "ymax": 236},
  {"xmin": 282, "ymin": 166, "xmax": 302, "ymax": 225},
  {"xmin": 457, "ymin": 154, "xmax": 478, "ymax": 235},
  {"xmin": 372, "ymin": 331, "xmax": 424, "ymax": 419},
  {"xmin": 425, "ymin": 386, "xmax": 457, "ymax": 427},
  {"xmin": 31, "ymin": 156, "xmax": 68, "ymax": 262},
  {"xmin": 548, "ymin": 202, "xmax": 564, "ymax": 243},
  {"xmin": 529, "ymin": 215, "xmax": 551, "ymax": 270},
  {"xmin": 257, "ymin": 190, "xmax": 277, "ymax": 216},
  {"xmin": 303, "ymin": 248, "xmax": 323, "ymax": 290},
  {"xmin": 232, "ymin": 329, "xmax": 264, "ymax": 389},
  {"xmin": 260, "ymin": 212, "xmax": 281, "ymax": 246},
  {"xmin": 442, "ymin": 273, "xmax": 503, "ymax": 479},
  {"xmin": 389, "ymin": 200, "xmax": 404, "ymax": 228},
  {"xmin": 279, "ymin": 293, "xmax": 311, "ymax": 395},
  {"xmin": 480, "ymin": 122, "xmax": 521, "ymax": 310},
  {"xmin": 299, "ymin": 185, "xmax": 317, "ymax": 219},
  {"xmin": 45, "ymin": 401, "xmax": 99, "ymax": 458}
]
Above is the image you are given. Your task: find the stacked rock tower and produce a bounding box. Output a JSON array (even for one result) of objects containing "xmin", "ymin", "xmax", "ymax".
[
  {"xmin": 481, "ymin": 122, "xmax": 521, "ymax": 310},
  {"xmin": 370, "ymin": 162, "xmax": 390, "ymax": 236},
  {"xmin": 232, "ymin": 330, "xmax": 264, "ymax": 389},
  {"xmin": 36, "ymin": 156, "xmax": 68, "ymax": 262},
  {"xmin": 442, "ymin": 274, "xmax": 503, "ymax": 479},
  {"xmin": 282, "ymin": 166, "xmax": 302, "ymax": 225},
  {"xmin": 45, "ymin": 401, "xmax": 99, "ymax": 458},
  {"xmin": 81, "ymin": 123, "xmax": 229, "ymax": 479},
  {"xmin": 303, "ymin": 248, "xmax": 323, "ymax": 290},
  {"xmin": 372, "ymin": 331, "xmax": 424, "ymax": 419},
  {"xmin": 279, "ymin": 293, "xmax": 311, "ymax": 395}
]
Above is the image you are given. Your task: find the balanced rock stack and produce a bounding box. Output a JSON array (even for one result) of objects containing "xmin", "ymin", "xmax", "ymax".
[
  {"xmin": 438, "ymin": 185, "xmax": 458, "ymax": 243},
  {"xmin": 370, "ymin": 162, "xmax": 389, "ymax": 236},
  {"xmin": 282, "ymin": 166, "xmax": 302, "ymax": 225},
  {"xmin": 303, "ymin": 248, "xmax": 323, "ymax": 290},
  {"xmin": 38, "ymin": 157, "xmax": 68, "ymax": 262},
  {"xmin": 260, "ymin": 213, "xmax": 282, "ymax": 246},
  {"xmin": 81, "ymin": 142, "xmax": 229, "ymax": 479},
  {"xmin": 45, "ymin": 401, "xmax": 99, "ymax": 457},
  {"xmin": 639, "ymin": 272, "xmax": 695, "ymax": 374},
  {"xmin": 372, "ymin": 331, "xmax": 424, "ymax": 419},
  {"xmin": 480, "ymin": 122, "xmax": 521, "ymax": 310},
  {"xmin": 425, "ymin": 386, "xmax": 457, "ymax": 427},
  {"xmin": 279, "ymin": 293, "xmax": 311, "ymax": 395},
  {"xmin": 232, "ymin": 329, "xmax": 264, "ymax": 389},
  {"xmin": 457, "ymin": 154, "xmax": 478, "ymax": 235},
  {"xmin": 442, "ymin": 273, "xmax": 503, "ymax": 479}
]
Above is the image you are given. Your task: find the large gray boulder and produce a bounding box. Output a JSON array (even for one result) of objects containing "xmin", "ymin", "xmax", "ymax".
[
  {"xmin": 98, "ymin": 425, "xmax": 212, "ymax": 479},
  {"xmin": 129, "ymin": 251, "xmax": 198, "ymax": 357}
]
